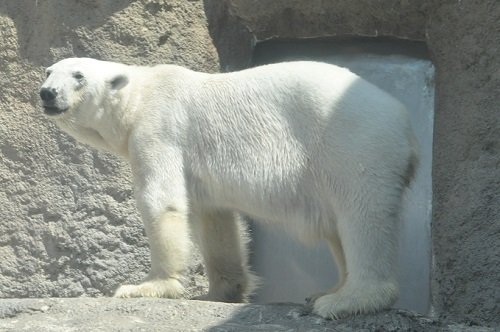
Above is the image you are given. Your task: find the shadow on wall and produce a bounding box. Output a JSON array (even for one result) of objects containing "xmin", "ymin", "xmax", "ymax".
[
  {"xmin": 203, "ymin": 0, "xmax": 254, "ymax": 71},
  {"xmin": 0, "ymin": 0, "xmax": 131, "ymax": 65}
]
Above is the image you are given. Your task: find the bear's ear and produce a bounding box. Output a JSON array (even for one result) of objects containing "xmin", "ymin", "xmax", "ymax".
[{"xmin": 108, "ymin": 74, "xmax": 129, "ymax": 90}]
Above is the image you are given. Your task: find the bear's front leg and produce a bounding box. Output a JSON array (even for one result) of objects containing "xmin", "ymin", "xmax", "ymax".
[
  {"xmin": 113, "ymin": 207, "xmax": 190, "ymax": 298},
  {"xmin": 114, "ymin": 141, "xmax": 190, "ymax": 299}
]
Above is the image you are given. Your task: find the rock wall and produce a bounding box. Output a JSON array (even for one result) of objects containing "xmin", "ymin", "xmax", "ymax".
[
  {"xmin": 0, "ymin": 0, "xmax": 498, "ymax": 328},
  {"xmin": 0, "ymin": 0, "xmax": 217, "ymax": 299}
]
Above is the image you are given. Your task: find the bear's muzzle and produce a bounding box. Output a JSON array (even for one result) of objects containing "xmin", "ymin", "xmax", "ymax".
[{"xmin": 40, "ymin": 87, "xmax": 67, "ymax": 115}]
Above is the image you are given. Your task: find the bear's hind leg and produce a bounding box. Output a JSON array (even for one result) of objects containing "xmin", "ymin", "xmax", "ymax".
[
  {"xmin": 312, "ymin": 189, "xmax": 402, "ymax": 319},
  {"xmin": 191, "ymin": 209, "xmax": 258, "ymax": 303}
]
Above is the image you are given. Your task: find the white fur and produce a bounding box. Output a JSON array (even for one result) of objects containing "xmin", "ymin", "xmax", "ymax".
[{"xmin": 41, "ymin": 57, "xmax": 418, "ymax": 319}]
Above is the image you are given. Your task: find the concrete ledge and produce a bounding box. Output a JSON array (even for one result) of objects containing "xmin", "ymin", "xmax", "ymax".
[{"xmin": 0, "ymin": 298, "xmax": 492, "ymax": 332}]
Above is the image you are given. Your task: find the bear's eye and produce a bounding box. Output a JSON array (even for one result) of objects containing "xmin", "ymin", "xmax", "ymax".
[
  {"xmin": 46, "ymin": 71, "xmax": 51, "ymax": 78},
  {"xmin": 73, "ymin": 72, "xmax": 84, "ymax": 80}
]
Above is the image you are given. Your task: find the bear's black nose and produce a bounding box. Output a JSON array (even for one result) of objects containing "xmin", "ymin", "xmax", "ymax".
[{"xmin": 40, "ymin": 87, "xmax": 57, "ymax": 102}]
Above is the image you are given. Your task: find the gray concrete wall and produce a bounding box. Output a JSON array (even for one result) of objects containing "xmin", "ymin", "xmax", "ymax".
[{"xmin": 0, "ymin": 0, "xmax": 498, "ymax": 329}]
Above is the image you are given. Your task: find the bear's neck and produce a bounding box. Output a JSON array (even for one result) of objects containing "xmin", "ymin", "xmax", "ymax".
[{"xmin": 87, "ymin": 87, "xmax": 136, "ymax": 158}]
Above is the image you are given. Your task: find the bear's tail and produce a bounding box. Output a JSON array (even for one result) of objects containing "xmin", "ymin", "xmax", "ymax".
[{"xmin": 404, "ymin": 133, "xmax": 420, "ymax": 187}]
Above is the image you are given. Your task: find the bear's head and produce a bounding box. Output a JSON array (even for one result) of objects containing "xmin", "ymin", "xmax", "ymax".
[
  {"xmin": 40, "ymin": 57, "xmax": 128, "ymax": 118},
  {"xmin": 40, "ymin": 57, "xmax": 131, "ymax": 154}
]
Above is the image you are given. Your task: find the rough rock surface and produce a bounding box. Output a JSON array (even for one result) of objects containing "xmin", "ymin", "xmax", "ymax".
[
  {"xmin": 0, "ymin": 298, "xmax": 494, "ymax": 332},
  {"xmin": 0, "ymin": 0, "xmax": 216, "ymax": 300},
  {"xmin": 0, "ymin": 0, "xmax": 498, "ymax": 330}
]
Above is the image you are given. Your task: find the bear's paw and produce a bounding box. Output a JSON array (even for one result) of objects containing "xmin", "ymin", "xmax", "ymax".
[
  {"xmin": 114, "ymin": 278, "xmax": 185, "ymax": 299},
  {"xmin": 312, "ymin": 281, "xmax": 398, "ymax": 319}
]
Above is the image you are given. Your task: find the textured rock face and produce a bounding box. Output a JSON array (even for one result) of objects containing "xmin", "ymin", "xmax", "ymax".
[
  {"xmin": 0, "ymin": 0, "xmax": 498, "ymax": 329},
  {"xmin": 425, "ymin": 3, "xmax": 500, "ymax": 327},
  {"xmin": 0, "ymin": 0, "xmax": 217, "ymax": 299}
]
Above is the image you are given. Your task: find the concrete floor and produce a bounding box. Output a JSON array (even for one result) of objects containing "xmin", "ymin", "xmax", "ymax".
[{"xmin": 0, "ymin": 298, "xmax": 488, "ymax": 332}]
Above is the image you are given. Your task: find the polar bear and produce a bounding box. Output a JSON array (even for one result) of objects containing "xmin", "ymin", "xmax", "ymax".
[{"xmin": 40, "ymin": 57, "xmax": 418, "ymax": 319}]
